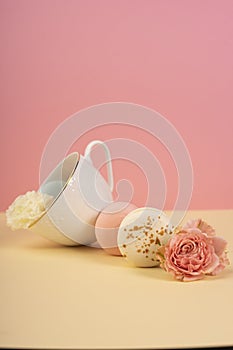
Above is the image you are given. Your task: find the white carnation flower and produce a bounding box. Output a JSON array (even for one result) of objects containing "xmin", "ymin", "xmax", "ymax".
[{"xmin": 6, "ymin": 191, "xmax": 53, "ymax": 230}]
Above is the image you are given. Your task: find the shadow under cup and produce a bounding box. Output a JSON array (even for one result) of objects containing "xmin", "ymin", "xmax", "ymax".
[{"xmin": 29, "ymin": 152, "xmax": 113, "ymax": 246}]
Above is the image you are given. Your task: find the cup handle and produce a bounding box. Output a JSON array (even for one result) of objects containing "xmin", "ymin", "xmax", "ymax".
[{"xmin": 84, "ymin": 140, "xmax": 114, "ymax": 192}]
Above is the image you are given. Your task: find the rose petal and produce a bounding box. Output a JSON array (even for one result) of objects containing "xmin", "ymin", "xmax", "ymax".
[
  {"xmin": 203, "ymin": 253, "xmax": 220, "ymax": 274},
  {"xmin": 183, "ymin": 219, "xmax": 215, "ymax": 236},
  {"xmin": 185, "ymin": 228, "xmax": 202, "ymax": 235},
  {"xmin": 210, "ymin": 263, "xmax": 225, "ymax": 276},
  {"xmin": 183, "ymin": 274, "xmax": 204, "ymax": 282},
  {"xmin": 210, "ymin": 251, "xmax": 230, "ymax": 275},
  {"xmin": 212, "ymin": 236, "xmax": 227, "ymax": 256}
]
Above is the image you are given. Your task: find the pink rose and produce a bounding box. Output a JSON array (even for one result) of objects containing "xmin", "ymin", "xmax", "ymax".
[
  {"xmin": 157, "ymin": 228, "xmax": 229, "ymax": 282},
  {"xmin": 183, "ymin": 218, "xmax": 215, "ymax": 236}
]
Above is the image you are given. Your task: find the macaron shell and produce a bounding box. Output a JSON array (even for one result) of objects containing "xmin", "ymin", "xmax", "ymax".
[
  {"xmin": 118, "ymin": 207, "xmax": 174, "ymax": 267},
  {"xmin": 95, "ymin": 202, "xmax": 137, "ymax": 256}
]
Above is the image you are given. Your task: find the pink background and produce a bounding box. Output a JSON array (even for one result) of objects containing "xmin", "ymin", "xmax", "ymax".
[{"xmin": 1, "ymin": 0, "xmax": 233, "ymax": 211}]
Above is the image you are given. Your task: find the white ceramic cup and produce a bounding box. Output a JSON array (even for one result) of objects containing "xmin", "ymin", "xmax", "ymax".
[{"xmin": 30, "ymin": 140, "xmax": 114, "ymax": 246}]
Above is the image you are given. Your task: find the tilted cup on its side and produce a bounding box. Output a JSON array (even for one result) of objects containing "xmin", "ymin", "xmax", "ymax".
[{"xmin": 29, "ymin": 141, "xmax": 114, "ymax": 246}]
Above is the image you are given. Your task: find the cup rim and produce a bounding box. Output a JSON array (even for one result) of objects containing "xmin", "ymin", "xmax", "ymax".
[{"xmin": 29, "ymin": 152, "xmax": 80, "ymax": 228}]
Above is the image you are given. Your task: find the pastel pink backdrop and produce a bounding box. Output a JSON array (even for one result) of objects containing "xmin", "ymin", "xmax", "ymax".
[{"xmin": 1, "ymin": 0, "xmax": 233, "ymax": 211}]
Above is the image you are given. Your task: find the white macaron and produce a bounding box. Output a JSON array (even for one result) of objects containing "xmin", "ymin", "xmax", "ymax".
[{"xmin": 118, "ymin": 207, "xmax": 174, "ymax": 267}]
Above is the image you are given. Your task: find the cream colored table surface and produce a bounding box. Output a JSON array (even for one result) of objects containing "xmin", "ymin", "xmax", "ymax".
[{"xmin": 0, "ymin": 210, "xmax": 233, "ymax": 349}]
